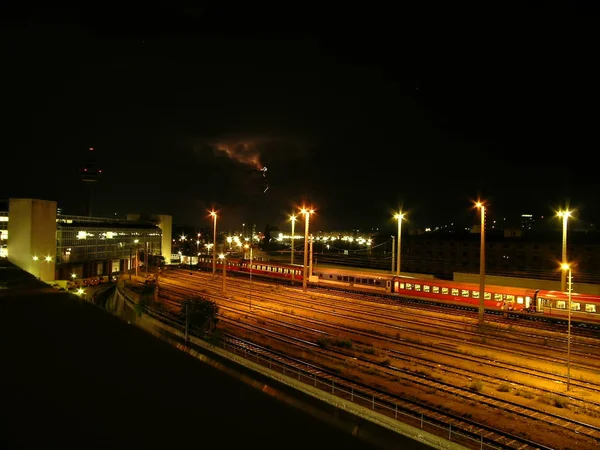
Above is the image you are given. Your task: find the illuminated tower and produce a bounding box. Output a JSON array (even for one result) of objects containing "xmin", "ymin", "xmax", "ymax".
[{"xmin": 80, "ymin": 147, "xmax": 102, "ymax": 216}]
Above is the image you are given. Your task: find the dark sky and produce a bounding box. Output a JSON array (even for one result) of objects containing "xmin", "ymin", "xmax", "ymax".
[{"xmin": 2, "ymin": 4, "xmax": 600, "ymax": 231}]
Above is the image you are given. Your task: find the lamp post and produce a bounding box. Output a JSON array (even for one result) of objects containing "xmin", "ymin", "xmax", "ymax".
[
  {"xmin": 558, "ymin": 210, "xmax": 571, "ymax": 293},
  {"xmin": 290, "ymin": 214, "xmax": 297, "ymax": 283},
  {"xmin": 290, "ymin": 214, "xmax": 297, "ymax": 265},
  {"xmin": 561, "ymin": 263, "xmax": 573, "ymax": 391},
  {"xmin": 134, "ymin": 239, "xmax": 139, "ymax": 278},
  {"xmin": 219, "ymin": 254, "xmax": 227, "ymax": 294},
  {"xmin": 44, "ymin": 255, "xmax": 52, "ymax": 281},
  {"xmin": 210, "ymin": 211, "xmax": 217, "ymax": 275},
  {"xmin": 391, "ymin": 235, "xmax": 395, "ymax": 272},
  {"xmin": 393, "ymin": 212, "xmax": 404, "ymax": 277},
  {"xmin": 476, "ymin": 202, "xmax": 486, "ymax": 326},
  {"xmin": 244, "ymin": 244, "xmax": 253, "ymax": 310},
  {"xmin": 32, "ymin": 255, "xmax": 39, "ymax": 279},
  {"xmin": 300, "ymin": 207, "xmax": 314, "ymax": 292}
]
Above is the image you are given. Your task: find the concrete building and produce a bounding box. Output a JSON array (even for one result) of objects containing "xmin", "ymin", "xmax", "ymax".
[
  {"xmin": 7, "ymin": 198, "xmax": 58, "ymax": 281},
  {"xmin": 2, "ymin": 198, "xmax": 172, "ymax": 282}
]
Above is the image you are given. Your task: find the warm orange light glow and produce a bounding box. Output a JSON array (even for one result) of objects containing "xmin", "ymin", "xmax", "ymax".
[
  {"xmin": 300, "ymin": 207, "xmax": 315, "ymax": 215},
  {"xmin": 558, "ymin": 210, "xmax": 572, "ymax": 218},
  {"xmin": 209, "ymin": 210, "xmax": 217, "ymax": 218},
  {"xmin": 394, "ymin": 212, "xmax": 405, "ymax": 220},
  {"xmin": 561, "ymin": 263, "xmax": 570, "ymax": 271}
]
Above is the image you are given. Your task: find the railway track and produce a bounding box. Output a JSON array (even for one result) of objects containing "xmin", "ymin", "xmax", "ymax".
[
  {"xmin": 163, "ymin": 274, "xmax": 600, "ymax": 374},
  {"xmin": 157, "ymin": 279, "xmax": 600, "ymax": 441},
  {"xmin": 219, "ymin": 317, "xmax": 600, "ymax": 445}
]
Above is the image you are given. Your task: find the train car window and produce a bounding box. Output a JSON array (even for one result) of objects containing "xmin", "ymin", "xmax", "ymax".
[
  {"xmin": 572, "ymin": 302, "xmax": 580, "ymax": 311},
  {"xmin": 461, "ymin": 289, "xmax": 469, "ymax": 297},
  {"xmin": 517, "ymin": 296, "xmax": 524, "ymax": 304},
  {"xmin": 484, "ymin": 292, "xmax": 491, "ymax": 300},
  {"xmin": 433, "ymin": 286, "xmax": 439, "ymax": 293},
  {"xmin": 414, "ymin": 284, "xmax": 421, "ymax": 291},
  {"xmin": 442, "ymin": 287, "xmax": 449, "ymax": 295},
  {"xmin": 472, "ymin": 291, "xmax": 479, "ymax": 299},
  {"xmin": 284, "ymin": 269, "xmax": 288, "ymax": 274},
  {"xmin": 423, "ymin": 285, "xmax": 430, "ymax": 292},
  {"xmin": 586, "ymin": 304, "xmax": 596, "ymax": 313},
  {"xmin": 556, "ymin": 301, "xmax": 566, "ymax": 309},
  {"xmin": 494, "ymin": 293, "xmax": 502, "ymax": 301},
  {"xmin": 399, "ymin": 283, "xmax": 405, "ymax": 289},
  {"xmin": 337, "ymin": 275, "xmax": 342, "ymax": 281},
  {"xmin": 406, "ymin": 283, "xmax": 413, "ymax": 290},
  {"xmin": 451, "ymin": 288, "xmax": 459, "ymax": 296},
  {"xmin": 506, "ymin": 294, "xmax": 515, "ymax": 302}
]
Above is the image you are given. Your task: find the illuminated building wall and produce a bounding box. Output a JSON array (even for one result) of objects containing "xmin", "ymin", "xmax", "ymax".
[
  {"xmin": 7, "ymin": 198, "xmax": 57, "ymax": 281},
  {"xmin": 155, "ymin": 214, "xmax": 172, "ymax": 265}
]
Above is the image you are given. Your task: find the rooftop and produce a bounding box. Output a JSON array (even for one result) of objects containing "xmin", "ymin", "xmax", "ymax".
[{"xmin": 0, "ymin": 259, "xmax": 378, "ymax": 449}]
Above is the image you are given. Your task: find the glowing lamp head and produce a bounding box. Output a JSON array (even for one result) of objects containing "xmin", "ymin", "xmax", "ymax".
[
  {"xmin": 558, "ymin": 210, "xmax": 571, "ymax": 218},
  {"xmin": 32, "ymin": 256, "xmax": 39, "ymax": 261},
  {"xmin": 290, "ymin": 215, "xmax": 297, "ymax": 222},
  {"xmin": 209, "ymin": 211, "xmax": 217, "ymax": 218},
  {"xmin": 45, "ymin": 256, "xmax": 52, "ymax": 262},
  {"xmin": 394, "ymin": 213, "xmax": 404, "ymax": 220},
  {"xmin": 561, "ymin": 263, "xmax": 571, "ymax": 271},
  {"xmin": 219, "ymin": 253, "xmax": 225, "ymax": 260}
]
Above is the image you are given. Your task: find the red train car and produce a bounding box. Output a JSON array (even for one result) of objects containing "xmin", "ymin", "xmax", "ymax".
[
  {"xmin": 392, "ymin": 277, "xmax": 534, "ymax": 311},
  {"xmin": 192, "ymin": 256, "xmax": 600, "ymax": 326}
]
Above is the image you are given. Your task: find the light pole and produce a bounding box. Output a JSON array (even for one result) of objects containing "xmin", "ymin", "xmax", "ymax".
[
  {"xmin": 393, "ymin": 212, "xmax": 404, "ymax": 277},
  {"xmin": 32, "ymin": 255, "xmax": 39, "ymax": 279},
  {"xmin": 560, "ymin": 263, "xmax": 573, "ymax": 391},
  {"xmin": 210, "ymin": 210, "xmax": 217, "ymax": 275},
  {"xmin": 134, "ymin": 239, "xmax": 139, "ymax": 278},
  {"xmin": 44, "ymin": 255, "xmax": 52, "ymax": 281},
  {"xmin": 300, "ymin": 207, "xmax": 314, "ymax": 292},
  {"xmin": 244, "ymin": 244, "xmax": 253, "ymax": 310},
  {"xmin": 558, "ymin": 210, "xmax": 571, "ymax": 293},
  {"xmin": 290, "ymin": 214, "xmax": 297, "ymax": 283},
  {"xmin": 290, "ymin": 214, "xmax": 297, "ymax": 265},
  {"xmin": 391, "ymin": 235, "xmax": 395, "ymax": 272},
  {"xmin": 476, "ymin": 202, "xmax": 486, "ymax": 326},
  {"xmin": 219, "ymin": 254, "xmax": 227, "ymax": 294}
]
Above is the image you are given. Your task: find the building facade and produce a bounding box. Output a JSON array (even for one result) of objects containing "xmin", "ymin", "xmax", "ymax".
[{"xmin": 2, "ymin": 198, "xmax": 172, "ymax": 282}]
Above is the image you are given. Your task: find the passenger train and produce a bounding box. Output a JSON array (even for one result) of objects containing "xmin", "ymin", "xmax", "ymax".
[{"xmin": 189, "ymin": 256, "xmax": 600, "ymax": 327}]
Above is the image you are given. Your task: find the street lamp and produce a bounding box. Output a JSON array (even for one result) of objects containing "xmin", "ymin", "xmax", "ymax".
[
  {"xmin": 558, "ymin": 210, "xmax": 572, "ymax": 293},
  {"xmin": 32, "ymin": 255, "xmax": 39, "ymax": 279},
  {"xmin": 290, "ymin": 214, "xmax": 297, "ymax": 265},
  {"xmin": 290, "ymin": 214, "xmax": 297, "ymax": 284},
  {"xmin": 219, "ymin": 253, "xmax": 227, "ymax": 294},
  {"xmin": 561, "ymin": 263, "xmax": 573, "ymax": 391},
  {"xmin": 393, "ymin": 212, "xmax": 404, "ymax": 276},
  {"xmin": 210, "ymin": 210, "xmax": 217, "ymax": 275},
  {"xmin": 44, "ymin": 255, "xmax": 52, "ymax": 281},
  {"xmin": 244, "ymin": 244, "xmax": 253, "ymax": 310},
  {"xmin": 476, "ymin": 201, "xmax": 486, "ymax": 326},
  {"xmin": 134, "ymin": 239, "xmax": 139, "ymax": 278},
  {"xmin": 300, "ymin": 207, "xmax": 315, "ymax": 292}
]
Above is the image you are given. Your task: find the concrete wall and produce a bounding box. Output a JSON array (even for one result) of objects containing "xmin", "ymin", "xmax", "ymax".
[
  {"xmin": 8, "ymin": 198, "xmax": 57, "ymax": 281},
  {"xmin": 454, "ymin": 272, "xmax": 600, "ymax": 295},
  {"xmin": 155, "ymin": 214, "xmax": 172, "ymax": 265}
]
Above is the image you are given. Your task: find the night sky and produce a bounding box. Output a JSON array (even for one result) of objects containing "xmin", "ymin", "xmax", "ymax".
[{"xmin": 2, "ymin": 5, "xmax": 600, "ymax": 231}]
